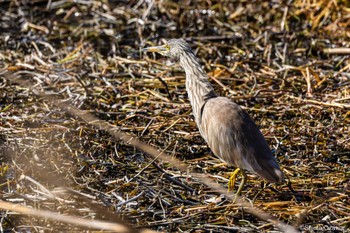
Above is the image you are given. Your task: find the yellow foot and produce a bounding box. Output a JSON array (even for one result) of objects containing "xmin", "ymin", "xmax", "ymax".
[
  {"xmin": 228, "ymin": 169, "xmax": 247, "ymax": 202},
  {"xmin": 228, "ymin": 168, "xmax": 241, "ymax": 192}
]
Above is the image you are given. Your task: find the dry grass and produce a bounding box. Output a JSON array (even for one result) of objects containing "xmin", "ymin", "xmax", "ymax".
[{"xmin": 0, "ymin": 0, "xmax": 349, "ymax": 232}]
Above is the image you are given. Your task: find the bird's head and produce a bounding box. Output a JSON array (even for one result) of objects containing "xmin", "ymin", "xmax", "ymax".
[{"xmin": 143, "ymin": 39, "xmax": 192, "ymax": 60}]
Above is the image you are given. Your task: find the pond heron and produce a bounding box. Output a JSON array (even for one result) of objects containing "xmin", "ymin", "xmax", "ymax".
[{"xmin": 144, "ymin": 39, "xmax": 284, "ymax": 197}]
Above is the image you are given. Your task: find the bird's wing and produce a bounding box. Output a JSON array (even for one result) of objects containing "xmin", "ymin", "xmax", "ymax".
[{"xmin": 200, "ymin": 97, "xmax": 284, "ymax": 183}]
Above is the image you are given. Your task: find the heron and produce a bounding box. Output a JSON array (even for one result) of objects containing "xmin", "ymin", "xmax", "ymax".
[{"xmin": 144, "ymin": 39, "xmax": 284, "ymax": 197}]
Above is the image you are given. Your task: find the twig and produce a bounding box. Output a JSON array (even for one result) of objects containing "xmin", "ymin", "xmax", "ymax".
[
  {"xmin": 151, "ymin": 161, "xmax": 196, "ymax": 194},
  {"xmin": 155, "ymin": 75, "xmax": 173, "ymax": 100},
  {"xmin": 286, "ymin": 95, "xmax": 350, "ymax": 109},
  {"xmin": 323, "ymin": 48, "xmax": 350, "ymax": 55},
  {"xmin": 20, "ymin": 175, "xmax": 54, "ymax": 199},
  {"xmin": 0, "ymin": 200, "xmax": 154, "ymax": 233},
  {"xmin": 116, "ymin": 191, "xmax": 145, "ymax": 207}
]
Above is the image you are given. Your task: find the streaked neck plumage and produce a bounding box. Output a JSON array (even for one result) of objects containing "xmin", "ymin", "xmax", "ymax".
[{"xmin": 178, "ymin": 51, "xmax": 217, "ymax": 124}]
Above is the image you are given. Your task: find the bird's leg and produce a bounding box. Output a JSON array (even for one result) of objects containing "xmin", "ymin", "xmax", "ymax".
[
  {"xmin": 227, "ymin": 168, "xmax": 241, "ymax": 192},
  {"xmin": 228, "ymin": 169, "xmax": 247, "ymax": 202},
  {"xmin": 235, "ymin": 169, "xmax": 247, "ymax": 198}
]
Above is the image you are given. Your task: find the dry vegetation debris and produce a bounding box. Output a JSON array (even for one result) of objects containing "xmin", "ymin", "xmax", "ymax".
[{"xmin": 0, "ymin": 0, "xmax": 349, "ymax": 232}]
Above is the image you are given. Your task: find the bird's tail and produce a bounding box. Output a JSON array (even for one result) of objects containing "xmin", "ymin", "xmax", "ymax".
[{"xmin": 258, "ymin": 159, "xmax": 285, "ymax": 183}]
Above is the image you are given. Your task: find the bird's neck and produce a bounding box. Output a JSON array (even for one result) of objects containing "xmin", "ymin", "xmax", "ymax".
[{"xmin": 179, "ymin": 52, "xmax": 217, "ymax": 123}]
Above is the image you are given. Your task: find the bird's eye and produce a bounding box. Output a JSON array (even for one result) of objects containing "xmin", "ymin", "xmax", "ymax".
[{"xmin": 165, "ymin": 45, "xmax": 170, "ymax": 50}]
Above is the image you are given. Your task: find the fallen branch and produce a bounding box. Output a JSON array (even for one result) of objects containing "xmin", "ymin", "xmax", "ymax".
[{"xmin": 0, "ymin": 200, "xmax": 156, "ymax": 233}]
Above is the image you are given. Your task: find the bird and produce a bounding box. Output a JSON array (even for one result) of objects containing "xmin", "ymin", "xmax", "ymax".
[{"xmin": 143, "ymin": 39, "xmax": 284, "ymax": 198}]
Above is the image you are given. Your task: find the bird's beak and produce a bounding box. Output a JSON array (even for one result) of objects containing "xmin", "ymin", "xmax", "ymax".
[{"xmin": 143, "ymin": 45, "xmax": 167, "ymax": 53}]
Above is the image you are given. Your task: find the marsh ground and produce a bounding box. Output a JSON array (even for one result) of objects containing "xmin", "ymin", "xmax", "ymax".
[{"xmin": 0, "ymin": 0, "xmax": 349, "ymax": 232}]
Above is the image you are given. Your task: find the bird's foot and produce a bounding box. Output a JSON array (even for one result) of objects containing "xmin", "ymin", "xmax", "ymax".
[
  {"xmin": 228, "ymin": 169, "xmax": 247, "ymax": 203},
  {"xmin": 227, "ymin": 168, "xmax": 240, "ymax": 192}
]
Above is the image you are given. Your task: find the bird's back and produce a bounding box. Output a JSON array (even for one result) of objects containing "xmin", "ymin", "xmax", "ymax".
[{"xmin": 199, "ymin": 97, "xmax": 284, "ymax": 183}]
